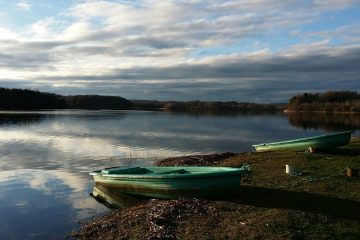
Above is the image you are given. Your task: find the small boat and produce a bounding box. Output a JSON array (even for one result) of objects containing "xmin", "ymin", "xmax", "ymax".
[
  {"xmin": 252, "ymin": 131, "xmax": 352, "ymax": 152},
  {"xmin": 90, "ymin": 165, "xmax": 250, "ymax": 199}
]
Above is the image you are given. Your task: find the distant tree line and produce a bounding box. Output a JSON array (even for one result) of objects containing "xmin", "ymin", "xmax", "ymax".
[
  {"xmin": 1, "ymin": 88, "xmax": 281, "ymax": 113},
  {"xmin": 0, "ymin": 88, "xmax": 132, "ymax": 110},
  {"xmin": 0, "ymin": 88, "xmax": 66, "ymax": 109},
  {"xmin": 64, "ymin": 95, "xmax": 132, "ymax": 110},
  {"xmin": 163, "ymin": 101, "xmax": 280, "ymax": 114},
  {"xmin": 9, "ymin": 87, "xmax": 359, "ymax": 114},
  {"xmin": 130, "ymin": 100, "xmax": 164, "ymax": 110},
  {"xmin": 131, "ymin": 100, "xmax": 282, "ymax": 114},
  {"xmin": 286, "ymin": 91, "xmax": 360, "ymax": 113}
]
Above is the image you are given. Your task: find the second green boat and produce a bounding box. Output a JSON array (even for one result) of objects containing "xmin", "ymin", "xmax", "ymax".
[{"xmin": 252, "ymin": 131, "xmax": 352, "ymax": 152}]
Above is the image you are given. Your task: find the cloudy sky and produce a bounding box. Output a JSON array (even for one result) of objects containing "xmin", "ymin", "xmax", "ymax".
[{"xmin": 0, "ymin": 0, "xmax": 359, "ymax": 102}]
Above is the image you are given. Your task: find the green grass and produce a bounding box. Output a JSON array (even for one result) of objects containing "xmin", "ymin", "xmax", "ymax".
[
  {"xmin": 173, "ymin": 137, "xmax": 360, "ymax": 239},
  {"xmin": 222, "ymin": 137, "xmax": 360, "ymax": 198}
]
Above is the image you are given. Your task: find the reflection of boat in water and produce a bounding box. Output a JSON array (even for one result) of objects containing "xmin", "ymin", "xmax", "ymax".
[
  {"xmin": 92, "ymin": 183, "xmax": 146, "ymax": 208},
  {"xmin": 90, "ymin": 166, "xmax": 249, "ymax": 199},
  {"xmin": 253, "ymin": 131, "xmax": 352, "ymax": 152}
]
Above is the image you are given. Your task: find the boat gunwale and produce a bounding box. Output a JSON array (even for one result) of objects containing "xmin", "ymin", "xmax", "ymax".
[{"xmin": 90, "ymin": 166, "xmax": 245, "ymax": 179}]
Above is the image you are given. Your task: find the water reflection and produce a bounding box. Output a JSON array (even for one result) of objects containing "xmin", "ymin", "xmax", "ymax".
[
  {"xmin": 0, "ymin": 113, "xmax": 44, "ymax": 126},
  {"xmin": 286, "ymin": 112, "xmax": 360, "ymax": 131},
  {"xmin": 1, "ymin": 110, "xmax": 290, "ymax": 173},
  {"xmin": 92, "ymin": 183, "xmax": 147, "ymax": 209},
  {"xmin": 0, "ymin": 129, "xmax": 162, "ymax": 171},
  {"xmin": 0, "ymin": 169, "xmax": 108, "ymax": 239}
]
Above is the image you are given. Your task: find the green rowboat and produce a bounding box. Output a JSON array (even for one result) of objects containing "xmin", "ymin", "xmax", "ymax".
[
  {"xmin": 90, "ymin": 166, "xmax": 249, "ymax": 199},
  {"xmin": 252, "ymin": 131, "xmax": 352, "ymax": 152}
]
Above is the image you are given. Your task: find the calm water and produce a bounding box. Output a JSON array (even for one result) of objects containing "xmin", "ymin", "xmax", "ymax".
[{"xmin": 0, "ymin": 110, "xmax": 358, "ymax": 239}]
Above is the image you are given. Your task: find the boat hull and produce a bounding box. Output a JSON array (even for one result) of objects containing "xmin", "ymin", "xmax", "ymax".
[
  {"xmin": 253, "ymin": 131, "xmax": 351, "ymax": 152},
  {"xmin": 90, "ymin": 166, "xmax": 245, "ymax": 199}
]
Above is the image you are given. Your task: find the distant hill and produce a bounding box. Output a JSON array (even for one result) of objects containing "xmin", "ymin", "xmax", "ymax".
[
  {"xmin": 285, "ymin": 91, "xmax": 360, "ymax": 113},
  {"xmin": 0, "ymin": 88, "xmax": 132, "ymax": 110}
]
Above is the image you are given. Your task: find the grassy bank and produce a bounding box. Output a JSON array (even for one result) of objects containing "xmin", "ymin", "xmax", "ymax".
[{"xmin": 73, "ymin": 137, "xmax": 360, "ymax": 240}]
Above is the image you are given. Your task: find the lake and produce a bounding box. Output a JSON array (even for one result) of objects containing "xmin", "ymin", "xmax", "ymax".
[{"xmin": 0, "ymin": 110, "xmax": 358, "ymax": 239}]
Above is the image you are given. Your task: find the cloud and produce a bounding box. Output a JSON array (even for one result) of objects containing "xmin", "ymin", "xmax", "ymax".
[
  {"xmin": 0, "ymin": 27, "xmax": 19, "ymax": 39},
  {"xmin": 1, "ymin": 42, "xmax": 359, "ymax": 102},
  {"xmin": 16, "ymin": 1, "xmax": 31, "ymax": 11},
  {"xmin": 0, "ymin": 0, "xmax": 359, "ymax": 102},
  {"xmin": 290, "ymin": 24, "xmax": 360, "ymax": 45},
  {"xmin": 36, "ymin": 44, "xmax": 359, "ymax": 79}
]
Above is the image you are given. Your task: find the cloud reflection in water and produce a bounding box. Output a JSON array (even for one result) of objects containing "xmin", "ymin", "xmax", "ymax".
[{"xmin": 0, "ymin": 169, "xmax": 107, "ymax": 239}]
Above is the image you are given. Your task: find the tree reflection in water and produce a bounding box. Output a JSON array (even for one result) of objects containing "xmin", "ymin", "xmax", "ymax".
[
  {"xmin": 286, "ymin": 112, "xmax": 360, "ymax": 131},
  {"xmin": 0, "ymin": 113, "xmax": 44, "ymax": 126}
]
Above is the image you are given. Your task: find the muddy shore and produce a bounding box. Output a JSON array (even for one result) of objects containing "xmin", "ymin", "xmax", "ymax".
[{"xmin": 72, "ymin": 137, "xmax": 360, "ymax": 240}]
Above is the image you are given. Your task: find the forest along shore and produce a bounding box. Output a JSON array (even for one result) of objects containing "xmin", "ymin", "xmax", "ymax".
[
  {"xmin": 72, "ymin": 137, "xmax": 360, "ymax": 240},
  {"xmin": 3, "ymin": 87, "xmax": 360, "ymax": 114}
]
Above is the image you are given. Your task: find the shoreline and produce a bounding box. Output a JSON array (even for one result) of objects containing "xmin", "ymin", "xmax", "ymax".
[{"xmin": 72, "ymin": 137, "xmax": 360, "ymax": 239}]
